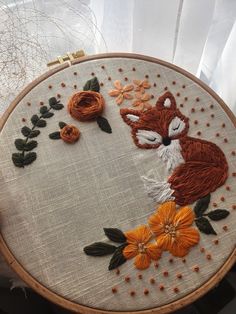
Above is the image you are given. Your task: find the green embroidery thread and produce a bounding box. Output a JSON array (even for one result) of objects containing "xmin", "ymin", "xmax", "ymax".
[{"xmin": 12, "ymin": 97, "xmax": 64, "ymax": 168}]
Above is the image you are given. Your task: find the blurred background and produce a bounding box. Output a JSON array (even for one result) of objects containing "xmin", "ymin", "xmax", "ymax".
[{"xmin": 0, "ymin": 0, "xmax": 235, "ymax": 313}]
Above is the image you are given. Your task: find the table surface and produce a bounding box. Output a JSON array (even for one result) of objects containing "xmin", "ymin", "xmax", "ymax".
[{"xmin": 0, "ymin": 53, "xmax": 235, "ymax": 314}]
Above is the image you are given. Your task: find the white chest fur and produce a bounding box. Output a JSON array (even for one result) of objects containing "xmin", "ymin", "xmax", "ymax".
[{"xmin": 157, "ymin": 139, "xmax": 184, "ymax": 173}]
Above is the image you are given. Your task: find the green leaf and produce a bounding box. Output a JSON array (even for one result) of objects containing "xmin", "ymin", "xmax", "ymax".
[
  {"xmin": 50, "ymin": 103, "xmax": 64, "ymax": 110},
  {"xmin": 31, "ymin": 114, "xmax": 39, "ymax": 125},
  {"xmin": 59, "ymin": 121, "xmax": 67, "ymax": 129},
  {"xmin": 49, "ymin": 132, "xmax": 61, "ymax": 140},
  {"xmin": 23, "ymin": 152, "xmax": 37, "ymax": 166},
  {"xmin": 194, "ymin": 194, "xmax": 211, "ymax": 218},
  {"xmin": 207, "ymin": 209, "xmax": 230, "ymax": 221},
  {"xmin": 96, "ymin": 116, "xmax": 112, "ymax": 134},
  {"xmin": 28, "ymin": 130, "xmax": 40, "ymax": 138},
  {"xmin": 21, "ymin": 126, "xmax": 31, "ymax": 137},
  {"xmin": 84, "ymin": 242, "xmax": 117, "ymax": 256},
  {"xmin": 83, "ymin": 77, "xmax": 100, "ymax": 92},
  {"xmin": 104, "ymin": 228, "xmax": 126, "ymax": 243},
  {"xmin": 39, "ymin": 106, "xmax": 48, "ymax": 114},
  {"xmin": 14, "ymin": 139, "xmax": 25, "ymax": 151},
  {"xmin": 12, "ymin": 153, "xmax": 24, "ymax": 167},
  {"xmin": 42, "ymin": 112, "xmax": 54, "ymax": 118},
  {"xmin": 36, "ymin": 119, "xmax": 46, "ymax": 127},
  {"xmin": 195, "ymin": 217, "xmax": 217, "ymax": 235},
  {"xmin": 24, "ymin": 140, "xmax": 37, "ymax": 151},
  {"xmin": 108, "ymin": 244, "xmax": 127, "ymax": 270},
  {"xmin": 48, "ymin": 97, "xmax": 58, "ymax": 107}
]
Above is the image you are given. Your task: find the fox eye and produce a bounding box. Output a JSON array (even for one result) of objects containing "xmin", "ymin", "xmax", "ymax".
[
  {"xmin": 169, "ymin": 117, "xmax": 186, "ymax": 137},
  {"xmin": 136, "ymin": 130, "xmax": 161, "ymax": 145}
]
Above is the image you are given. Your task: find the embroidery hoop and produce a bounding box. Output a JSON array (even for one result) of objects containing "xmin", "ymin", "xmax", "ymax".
[{"xmin": 0, "ymin": 53, "xmax": 236, "ymax": 314}]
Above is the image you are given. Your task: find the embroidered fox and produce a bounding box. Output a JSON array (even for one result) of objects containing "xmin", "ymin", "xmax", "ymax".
[{"xmin": 120, "ymin": 92, "xmax": 228, "ymax": 206}]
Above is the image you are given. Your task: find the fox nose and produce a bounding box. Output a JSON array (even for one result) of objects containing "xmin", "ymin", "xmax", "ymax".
[{"xmin": 162, "ymin": 137, "xmax": 171, "ymax": 146}]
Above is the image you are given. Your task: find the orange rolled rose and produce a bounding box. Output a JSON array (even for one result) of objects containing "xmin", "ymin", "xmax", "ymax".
[
  {"xmin": 60, "ymin": 125, "xmax": 80, "ymax": 143},
  {"xmin": 68, "ymin": 91, "xmax": 105, "ymax": 121}
]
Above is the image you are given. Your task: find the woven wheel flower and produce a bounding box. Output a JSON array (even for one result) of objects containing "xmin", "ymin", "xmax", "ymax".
[
  {"xmin": 108, "ymin": 80, "xmax": 134, "ymax": 105},
  {"xmin": 68, "ymin": 90, "xmax": 105, "ymax": 121},
  {"xmin": 123, "ymin": 225, "xmax": 162, "ymax": 270},
  {"xmin": 148, "ymin": 201, "xmax": 200, "ymax": 257},
  {"xmin": 133, "ymin": 79, "xmax": 151, "ymax": 94},
  {"xmin": 132, "ymin": 92, "xmax": 152, "ymax": 111}
]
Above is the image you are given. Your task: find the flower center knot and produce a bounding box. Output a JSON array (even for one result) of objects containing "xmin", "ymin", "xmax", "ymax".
[
  {"xmin": 164, "ymin": 224, "xmax": 176, "ymax": 237},
  {"xmin": 138, "ymin": 242, "xmax": 146, "ymax": 254}
]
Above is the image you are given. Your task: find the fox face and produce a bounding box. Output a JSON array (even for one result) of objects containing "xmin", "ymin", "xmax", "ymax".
[{"xmin": 120, "ymin": 92, "xmax": 189, "ymax": 149}]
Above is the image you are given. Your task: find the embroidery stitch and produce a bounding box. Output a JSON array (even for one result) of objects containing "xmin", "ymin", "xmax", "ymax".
[
  {"xmin": 12, "ymin": 97, "xmax": 64, "ymax": 168},
  {"xmin": 123, "ymin": 225, "xmax": 162, "ymax": 270},
  {"xmin": 120, "ymin": 91, "xmax": 229, "ymax": 206},
  {"xmin": 132, "ymin": 92, "xmax": 152, "ymax": 111},
  {"xmin": 68, "ymin": 77, "xmax": 112, "ymax": 134},
  {"xmin": 49, "ymin": 122, "xmax": 80, "ymax": 143},
  {"xmin": 133, "ymin": 80, "xmax": 151, "ymax": 94},
  {"xmin": 108, "ymin": 80, "xmax": 134, "ymax": 105}
]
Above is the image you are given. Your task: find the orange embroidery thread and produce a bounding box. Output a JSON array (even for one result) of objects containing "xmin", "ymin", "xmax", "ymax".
[
  {"xmin": 60, "ymin": 125, "xmax": 80, "ymax": 143},
  {"xmin": 68, "ymin": 91, "xmax": 104, "ymax": 121},
  {"xmin": 122, "ymin": 225, "xmax": 162, "ymax": 270},
  {"xmin": 148, "ymin": 202, "xmax": 200, "ymax": 257},
  {"xmin": 108, "ymin": 80, "xmax": 133, "ymax": 105},
  {"xmin": 120, "ymin": 91, "xmax": 228, "ymax": 206}
]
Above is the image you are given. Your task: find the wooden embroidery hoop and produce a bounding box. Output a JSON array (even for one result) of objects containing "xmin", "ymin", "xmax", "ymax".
[{"xmin": 0, "ymin": 53, "xmax": 236, "ymax": 314}]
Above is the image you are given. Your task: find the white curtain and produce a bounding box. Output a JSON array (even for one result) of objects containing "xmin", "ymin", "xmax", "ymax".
[{"xmin": 90, "ymin": 0, "xmax": 236, "ymax": 113}]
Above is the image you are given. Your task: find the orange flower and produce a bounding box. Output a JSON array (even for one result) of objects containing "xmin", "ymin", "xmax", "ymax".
[
  {"xmin": 108, "ymin": 80, "xmax": 134, "ymax": 105},
  {"xmin": 68, "ymin": 91, "xmax": 104, "ymax": 121},
  {"xmin": 123, "ymin": 225, "xmax": 162, "ymax": 270},
  {"xmin": 60, "ymin": 125, "xmax": 80, "ymax": 143},
  {"xmin": 133, "ymin": 80, "xmax": 151, "ymax": 94},
  {"xmin": 148, "ymin": 202, "xmax": 200, "ymax": 257},
  {"xmin": 132, "ymin": 92, "xmax": 152, "ymax": 111}
]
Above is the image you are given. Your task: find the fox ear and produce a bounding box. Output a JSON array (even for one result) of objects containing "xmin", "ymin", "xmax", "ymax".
[
  {"xmin": 120, "ymin": 108, "xmax": 141, "ymax": 127},
  {"xmin": 156, "ymin": 92, "xmax": 177, "ymax": 110}
]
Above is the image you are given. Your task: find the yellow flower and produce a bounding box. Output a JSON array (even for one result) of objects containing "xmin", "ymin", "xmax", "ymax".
[
  {"xmin": 132, "ymin": 92, "xmax": 152, "ymax": 111},
  {"xmin": 148, "ymin": 202, "xmax": 200, "ymax": 257},
  {"xmin": 123, "ymin": 225, "xmax": 162, "ymax": 270},
  {"xmin": 133, "ymin": 80, "xmax": 151, "ymax": 94},
  {"xmin": 108, "ymin": 80, "xmax": 134, "ymax": 105}
]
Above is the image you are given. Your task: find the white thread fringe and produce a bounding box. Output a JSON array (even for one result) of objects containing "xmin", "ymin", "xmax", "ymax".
[{"xmin": 142, "ymin": 176, "xmax": 175, "ymax": 204}]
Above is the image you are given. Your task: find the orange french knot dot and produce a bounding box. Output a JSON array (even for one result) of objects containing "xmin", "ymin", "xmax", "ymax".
[
  {"xmin": 159, "ymin": 285, "xmax": 165, "ymax": 291},
  {"xmin": 193, "ymin": 266, "xmax": 200, "ymax": 272},
  {"xmin": 177, "ymin": 273, "xmax": 182, "ymax": 279},
  {"xmin": 116, "ymin": 269, "xmax": 120, "ymax": 275},
  {"xmin": 200, "ymin": 247, "xmax": 205, "ymax": 253},
  {"xmin": 173, "ymin": 287, "xmax": 179, "ymax": 293},
  {"xmin": 223, "ymin": 225, "xmax": 228, "ymax": 231},
  {"xmin": 169, "ymin": 258, "xmax": 174, "ymax": 263},
  {"xmin": 138, "ymin": 274, "xmax": 142, "ymax": 279},
  {"xmin": 130, "ymin": 290, "xmax": 135, "ymax": 297},
  {"xmin": 150, "ymin": 278, "xmax": 155, "ymax": 284},
  {"xmin": 112, "ymin": 287, "xmax": 117, "ymax": 293},
  {"xmin": 182, "ymin": 258, "xmax": 186, "ymax": 263},
  {"xmin": 61, "ymin": 82, "xmax": 66, "ymax": 87},
  {"xmin": 154, "ymin": 262, "xmax": 159, "ymax": 269},
  {"xmin": 206, "ymin": 254, "xmax": 212, "ymax": 260},
  {"xmin": 232, "ymin": 205, "xmax": 236, "ymax": 210},
  {"xmin": 144, "ymin": 288, "xmax": 149, "ymax": 295},
  {"xmin": 214, "ymin": 239, "xmax": 219, "ymax": 245},
  {"xmin": 221, "ymin": 196, "xmax": 225, "ymax": 202},
  {"xmin": 213, "ymin": 202, "xmax": 217, "ymax": 208},
  {"xmin": 226, "ymin": 186, "xmax": 230, "ymax": 191},
  {"xmin": 163, "ymin": 271, "xmax": 169, "ymax": 277},
  {"xmin": 125, "ymin": 276, "xmax": 130, "ymax": 283}
]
